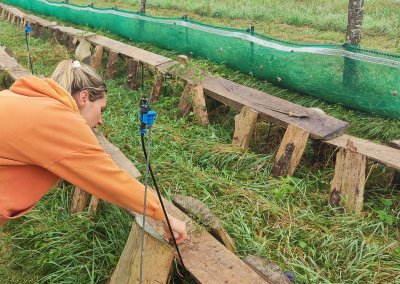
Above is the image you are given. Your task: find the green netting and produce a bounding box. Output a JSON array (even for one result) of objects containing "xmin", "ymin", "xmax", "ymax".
[{"xmin": 3, "ymin": 0, "xmax": 400, "ymax": 118}]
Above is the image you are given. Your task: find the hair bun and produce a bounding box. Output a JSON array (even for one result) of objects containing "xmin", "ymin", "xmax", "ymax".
[{"xmin": 71, "ymin": 60, "xmax": 81, "ymax": 69}]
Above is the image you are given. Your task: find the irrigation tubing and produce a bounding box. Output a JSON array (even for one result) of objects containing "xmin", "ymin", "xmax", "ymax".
[{"xmin": 140, "ymin": 133, "xmax": 187, "ymax": 271}]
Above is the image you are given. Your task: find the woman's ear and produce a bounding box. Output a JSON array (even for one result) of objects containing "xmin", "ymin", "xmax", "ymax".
[{"xmin": 76, "ymin": 90, "xmax": 90, "ymax": 108}]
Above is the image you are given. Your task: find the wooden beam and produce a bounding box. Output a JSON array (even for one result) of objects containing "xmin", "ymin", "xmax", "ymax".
[
  {"xmin": 272, "ymin": 124, "xmax": 310, "ymax": 177},
  {"xmin": 232, "ymin": 106, "xmax": 259, "ymax": 149},
  {"xmin": 106, "ymin": 51, "xmax": 119, "ymax": 80},
  {"xmin": 389, "ymin": 140, "xmax": 400, "ymax": 189},
  {"xmin": 109, "ymin": 215, "xmax": 174, "ymax": 284},
  {"xmin": 326, "ymin": 134, "xmax": 400, "ymax": 171},
  {"xmin": 329, "ymin": 139, "xmax": 366, "ymax": 212},
  {"xmin": 192, "ymin": 84, "xmax": 209, "ymax": 125},
  {"xmin": 75, "ymin": 39, "xmax": 92, "ymax": 64}
]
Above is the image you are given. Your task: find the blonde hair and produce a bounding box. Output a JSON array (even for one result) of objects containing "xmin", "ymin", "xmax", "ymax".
[{"xmin": 51, "ymin": 60, "xmax": 107, "ymax": 101}]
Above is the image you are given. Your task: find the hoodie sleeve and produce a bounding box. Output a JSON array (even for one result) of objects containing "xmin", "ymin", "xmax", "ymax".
[
  {"xmin": 24, "ymin": 103, "xmax": 165, "ymax": 221},
  {"xmin": 47, "ymin": 147, "xmax": 165, "ymax": 221}
]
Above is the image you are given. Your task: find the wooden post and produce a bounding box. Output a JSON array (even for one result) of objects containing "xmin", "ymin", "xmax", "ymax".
[
  {"xmin": 389, "ymin": 140, "xmax": 400, "ymax": 189},
  {"xmin": 178, "ymin": 82, "xmax": 194, "ymax": 117},
  {"xmin": 75, "ymin": 39, "xmax": 92, "ymax": 64},
  {"xmin": 70, "ymin": 187, "xmax": 89, "ymax": 213},
  {"xmin": 272, "ymin": 124, "xmax": 310, "ymax": 177},
  {"xmin": 232, "ymin": 106, "xmax": 259, "ymax": 149},
  {"xmin": 109, "ymin": 215, "xmax": 174, "ymax": 284},
  {"xmin": 140, "ymin": 0, "xmax": 146, "ymax": 13},
  {"xmin": 127, "ymin": 59, "xmax": 140, "ymax": 90},
  {"xmin": 150, "ymin": 70, "xmax": 164, "ymax": 102},
  {"xmin": 88, "ymin": 196, "xmax": 100, "ymax": 214},
  {"xmin": 106, "ymin": 51, "xmax": 119, "ymax": 80},
  {"xmin": 90, "ymin": 45, "xmax": 104, "ymax": 71},
  {"xmin": 192, "ymin": 84, "xmax": 209, "ymax": 125},
  {"xmin": 329, "ymin": 139, "xmax": 366, "ymax": 212}
]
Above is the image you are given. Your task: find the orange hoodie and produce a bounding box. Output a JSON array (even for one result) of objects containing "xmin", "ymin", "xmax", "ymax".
[{"xmin": 0, "ymin": 76, "xmax": 165, "ymax": 224}]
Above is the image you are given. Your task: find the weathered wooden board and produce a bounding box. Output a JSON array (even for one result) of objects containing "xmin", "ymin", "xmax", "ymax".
[
  {"xmin": 86, "ymin": 35, "xmax": 172, "ymax": 70},
  {"xmin": 109, "ymin": 215, "xmax": 174, "ymax": 284},
  {"xmin": 232, "ymin": 106, "xmax": 259, "ymax": 149},
  {"xmin": 202, "ymin": 77, "xmax": 348, "ymax": 140},
  {"xmin": 23, "ymin": 13, "xmax": 57, "ymax": 27},
  {"xmin": 329, "ymin": 140, "xmax": 366, "ymax": 212},
  {"xmin": 243, "ymin": 255, "xmax": 292, "ymax": 284},
  {"xmin": 0, "ymin": 46, "xmax": 30, "ymax": 80},
  {"xmin": 327, "ymin": 134, "xmax": 400, "ymax": 171},
  {"xmin": 145, "ymin": 196, "xmax": 270, "ymax": 284},
  {"xmin": 95, "ymin": 131, "xmax": 141, "ymax": 178},
  {"xmin": 272, "ymin": 124, "xmax": 310, "ymax": 177},
  {"xmin": 389, "ymin": 140, "xmax": 400, "ymax": 150}
]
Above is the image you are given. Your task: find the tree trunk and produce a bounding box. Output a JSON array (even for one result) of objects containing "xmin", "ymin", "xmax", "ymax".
[
  {"xmin": 140, "ymin": 0, "xmax": 146, "ymax": 13},
  {"xmin": 346, "ymin": 0, "xmax": 364, "ymax": 45}
]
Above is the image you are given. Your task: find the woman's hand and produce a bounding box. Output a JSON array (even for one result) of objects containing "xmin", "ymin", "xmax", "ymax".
[{"xmin": 162, "ymin": 214, "xmax": 187, "ymax": 244}]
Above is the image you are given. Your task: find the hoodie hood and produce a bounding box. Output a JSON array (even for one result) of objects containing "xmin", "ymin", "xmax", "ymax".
[{"xmin": 10, "ymin": 75, "xmax": 79, "ymax": 112}]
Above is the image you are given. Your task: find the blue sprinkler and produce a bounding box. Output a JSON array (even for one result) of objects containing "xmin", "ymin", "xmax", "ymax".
[
  {"xmin": 24, "ymin": 22, "xmax": 34, "ymax": 74},
  {"xmin": 138, "ymin": 98, "xmax": 186, "ymax": 284}
]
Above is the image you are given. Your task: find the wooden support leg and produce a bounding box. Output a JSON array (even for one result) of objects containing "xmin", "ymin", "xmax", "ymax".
[
  {"xmin": 109, "ymin": 215, "xmax": 174, "ymax": 284},
  {"xmin": 192, "ymin": 84, "xmax": 209, "ymax": 125},
  {"xmin": 90, "ymin": 45, "xmax": 103, "ymax": 71},
  {"xmin": 272, "ymin": 124, "xmax": 310, "ymax": 177},
  {"xmin": 75, "ymin": 39, "xmax": 92, "ymax": 64},
  {"xmin": 329, "ymin": 139, "xmax": 366, "ymax": 212},
  {"xmin": 70, "ymin": 187, "xmax": 89, "ymax": 214},
  {"xmin": 178, "ymin": 83, "xmax": 209, "ymax": 125},
  {"xmin": 88, "ymin": 196, "xmax": 100, "ymax": 214},
  {"xmin": 127, "ymin": 59, "xmax": 140, "ymax": 90},
  {"xmin": 106, "ymin": 51, "xmax": 119, "ymax": 80},
  {"xmin": 178, "ymin": 82, "xmax": 193, "ymax": 117},
  {"xmin": 232, "ymin": 106, "xmax": 259, "ymax": 149},
  {"xmin": 150, "ymin": 70, "xmax": 164, "ymax": 102},
  {"xmin": 389, "ymin": 140, "xmax": 400, "ymax": 190}
]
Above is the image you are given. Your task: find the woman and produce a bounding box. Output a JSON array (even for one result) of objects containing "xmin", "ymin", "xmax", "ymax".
[{"xmin": 0, "ymin": 59, "xmax": 187, "ymax": 243}]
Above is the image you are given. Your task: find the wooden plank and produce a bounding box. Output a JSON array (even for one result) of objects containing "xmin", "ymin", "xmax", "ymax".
[
  {"xmin": 178, "ymin": 82, "xmax": 194, "ymax": 117},
  {"xmin": 232, "ymin": 106, "xmax": 259, "ymax": 149},
  {"xmin": 145, "ymin": 200, "xmax": 270, "ymax": 284},
  {"xmin": 202, "ymin": 77, "xmax": 348, "ymax": 140},
  {"xmin": 326, "ymin": 134, "xmax": 400, "ymax": 171},
  {"xmin": 109, "ymin": 215, "xmax": 174, "ymax": 284},
  {"xmin": 272, "ymin": 124, "xmax": 310, "ymax": 177},
  {"xmin": 94, "ymin": 131, "xmax": 141, "ymax": 178},
  {"xmin": 0, "ymin": 46, "xmax": 30, "ymax": 80},
  {"xmin": 23, "ymin": 13, "xmax": 57, "ymax": 27},
  {"xmin": 329, "ymin": 139, "xmax": 366, "ymax": 212},
  {"xmin": 389, "ymin": 140, "xmax": 400, "ymax": 150},
  {"xmin": 86, "ymin": 35, "xmax": 172, "ymax": 71}
]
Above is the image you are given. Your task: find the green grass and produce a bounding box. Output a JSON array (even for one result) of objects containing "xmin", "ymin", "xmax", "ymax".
[
  {"xmin": 63, "ymin": 0, "xmax": 400, "ymax": 52},
  {"xmin": 1, "ymin": 8, "xmax": 400, "ymax": 284}
]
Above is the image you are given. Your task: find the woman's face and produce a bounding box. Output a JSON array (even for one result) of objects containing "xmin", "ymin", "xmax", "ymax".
[{"xmin": 77, "ymin": 91, "xmax": 107, "ymax": 128}]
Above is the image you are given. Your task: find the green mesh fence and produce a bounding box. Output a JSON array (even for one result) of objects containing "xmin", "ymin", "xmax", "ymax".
[{"xmin": 3, "ymin": 0, "xmax": 400, "ymax": 118}]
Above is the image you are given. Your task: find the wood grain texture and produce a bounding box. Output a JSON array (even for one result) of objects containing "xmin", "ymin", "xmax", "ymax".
[
  {"xmin": 326, "ymin": 134, "xmax": 400, "ymax": 171},
  {"xmin": 272, "ymin": 124, "xmax": 310, "ymax": 177},
  {"xmin": 109, "ymin": 215, "xmax": 174, "ymax": 284},
  {"xmin": 232, "ymin": 106, "xmax": 259, "ymax": 149},
  {"xmin": 202, "ymin": 77, "xmax": 348, "ymax": 140},
  {"xmin": 106, "ymin": 51, "xmax": 119, "ymax": 80},
  {"xmin": 330, "ymin": 139, "xmax": 366, "ymax": 212},
  {"xmin": 192, "ymin": 84, "xmax": 209, "ymax": 125}
]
